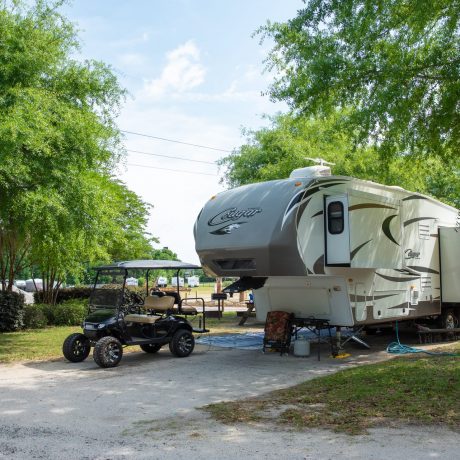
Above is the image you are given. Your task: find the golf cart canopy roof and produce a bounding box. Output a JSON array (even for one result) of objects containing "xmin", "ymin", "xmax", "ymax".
[{"xmin": 95, "ymin": 260, "xmax": 201, "ymax": 271}]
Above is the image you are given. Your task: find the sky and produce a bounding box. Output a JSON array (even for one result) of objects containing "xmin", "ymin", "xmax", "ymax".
[{"xmin": 63, "ymin": 0, "xmax": 303, "ymax": 263}]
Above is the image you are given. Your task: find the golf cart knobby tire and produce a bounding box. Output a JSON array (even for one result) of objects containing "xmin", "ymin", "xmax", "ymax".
[
  {"xmin": 169, "ymin": 329, "xmax": 195, "ymax": 357},
  {"xmin": 62, "ymin": 333, "xmax": 91, "ymax": 362},
  {"xmin": 140, "ymin": 343, "xmax": 162, "ymax": 353},
  {"xmin": 93, "ymin": 336, "xmax": 123, "ymax": 368}
]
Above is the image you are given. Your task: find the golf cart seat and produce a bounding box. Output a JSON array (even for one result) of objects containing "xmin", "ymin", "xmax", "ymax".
[
  {"xmin": 144, "ymin": 295, "xmax": 175, "ymax": 312},
  {"xmin": 124, "ymin": 314, "xmax": 161, "ymax": 324},
  {"xmin": 144, "ymin": 295, "xmax": 198, "ymax": 315}
]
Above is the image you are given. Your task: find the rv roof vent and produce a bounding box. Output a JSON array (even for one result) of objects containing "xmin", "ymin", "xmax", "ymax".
[{"xmin": 289, "ymin": 165, "xmax": 332, "ymax": 179}]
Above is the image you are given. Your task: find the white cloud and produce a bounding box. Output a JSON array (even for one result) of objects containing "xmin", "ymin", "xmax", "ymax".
[{"xmin": 144, "ymin": 40, "xmax": 206, "ymax": 99}]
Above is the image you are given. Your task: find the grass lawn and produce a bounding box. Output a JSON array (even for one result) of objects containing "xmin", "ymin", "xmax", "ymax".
[
  {"xmin": 203, "ymin": 342, "xmax": 460, "ymax": 434},
  {"xmin": 0, "ymin": 326, "xmax": 81, "ymax": 363},
  {"xmin": 0, "ymin": 312, "xmax": 262, "ymax": 364}
]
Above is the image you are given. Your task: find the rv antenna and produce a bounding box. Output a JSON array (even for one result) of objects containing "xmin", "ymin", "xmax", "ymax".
[{"xmin": 305, "ymin": 157, "xmax": 335, "ymax": 167}]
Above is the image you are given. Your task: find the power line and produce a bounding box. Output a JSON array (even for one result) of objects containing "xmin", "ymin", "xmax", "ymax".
[
  {"xmin": 127, "ymin": 163, "xmax": 218, "ymax": 177},
  {"xmin": 121, "ymin": 129, "xmax": 232, "ymax": 153},
  {"xmin": 127, "ymin": 148, "xmax": 216, "ymax": 165}
]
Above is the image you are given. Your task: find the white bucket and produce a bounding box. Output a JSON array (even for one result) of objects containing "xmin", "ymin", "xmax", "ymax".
[{"xmin": 293, "ymin": 337, "xmax": 310, "ymax": 357}]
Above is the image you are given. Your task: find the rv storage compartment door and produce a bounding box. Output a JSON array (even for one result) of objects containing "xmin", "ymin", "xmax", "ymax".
[
  {"xmin": 325, "ymin": 195, "xmax": 350, "ymax": 266},
  {"xmin": 439, "ymin": 227, "xmax": 460, "ymax": 302},
  {"xmin": 254, "ymin": 276, "xmax": 354, "ymax": 326}
]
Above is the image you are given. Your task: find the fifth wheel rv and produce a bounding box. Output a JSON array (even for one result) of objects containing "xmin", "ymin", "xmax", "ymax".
[{"xmin": 194, "ymin": 165, "xmax": 460, "ymax": 328}]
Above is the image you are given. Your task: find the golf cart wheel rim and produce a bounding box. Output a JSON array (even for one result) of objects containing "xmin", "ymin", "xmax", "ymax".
[
  {"xmin": 178, "ymin": 334, "xmax": 193, "ymax": 353},
  {"xmin": 104, "ymin": 342, "xmax": 121, "ymax": 363},
  {"xmin": 74, "ymin": 339, "xmax": 86, "ymax": 356}
]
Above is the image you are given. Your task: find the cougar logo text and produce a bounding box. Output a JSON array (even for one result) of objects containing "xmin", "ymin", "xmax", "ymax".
[{"xmin": 208, "ymin": 208, "xmax": 262, "ymax": 227}]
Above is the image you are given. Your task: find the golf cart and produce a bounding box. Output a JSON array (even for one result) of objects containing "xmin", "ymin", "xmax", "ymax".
[{"xmin": 62, "ymin": 260, "xmax": 207, "ymax": 368}]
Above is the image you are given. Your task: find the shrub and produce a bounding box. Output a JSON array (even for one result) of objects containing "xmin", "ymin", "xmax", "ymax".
[
  {"xmin": 23, "ymin": 304, "xmax": 48, "ymax": 329},
  {"xmin": 52, "ymin": 300, "xmax": 87, "ymax": 326},
  {"xmin": 33, "ymin": 287, "xmax": 92, "ymax": 304},
  {"xmin": 0, "ymin": 291, "xmax": 25, "ymax": 331}
]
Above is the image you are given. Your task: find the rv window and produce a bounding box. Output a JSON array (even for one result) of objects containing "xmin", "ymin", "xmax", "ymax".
[{"xmin": 327, "ymin": 201, "xmax": 344, "ymax": 234}]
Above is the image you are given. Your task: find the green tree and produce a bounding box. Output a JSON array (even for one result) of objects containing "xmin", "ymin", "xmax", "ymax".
[
  {"xmin": 220, "ymin": 112, "xmax": 460, "ymax": 206},
  {"xmin": 0, "ymin": 1, "xmax": 154, "ymax": 298},
  {"xmin": 259, "ymin": 0, "xmax": 460, "ymax": 161}
]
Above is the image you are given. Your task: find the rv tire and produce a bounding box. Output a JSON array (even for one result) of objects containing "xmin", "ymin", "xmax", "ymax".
[{"xmin": 439, "ymin": 308, "xmax": 458, "ymax": 329}]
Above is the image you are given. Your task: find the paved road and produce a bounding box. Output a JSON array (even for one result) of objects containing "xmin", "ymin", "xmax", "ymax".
[{"xmin": 0, "ymin": 344, "xmax": 457, "ymax": 459}]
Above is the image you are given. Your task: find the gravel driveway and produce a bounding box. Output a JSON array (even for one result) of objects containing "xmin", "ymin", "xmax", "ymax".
[{"xmin": 0, "ymin": 344, "xmax": 457, "ymax": 459}]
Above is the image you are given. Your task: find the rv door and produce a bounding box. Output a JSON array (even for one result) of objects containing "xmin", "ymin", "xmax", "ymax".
[{"xmin": 325, "ymin": 195, "xmax": 350, "ymax": 266}]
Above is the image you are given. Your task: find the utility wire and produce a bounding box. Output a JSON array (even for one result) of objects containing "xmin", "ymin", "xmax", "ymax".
[
  {"xmin": 127, "ymin": 163, "xmax": 218, "ymax": 176},
  {"xmin": 127, "ymin": 148, "xmax": 216, "ymax": 165},
  {"xmin": 121, "ymin": 129, "xmax": 232, "ymax": 153}
]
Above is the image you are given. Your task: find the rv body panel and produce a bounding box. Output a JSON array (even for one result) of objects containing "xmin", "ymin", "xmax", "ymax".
[
  {"xmin": 194, "ymin": 178, "xmax": 311, "ymax": 277},
  {"xmin": 195, "ymin": 173, "xmax": 459, "ymax": 326},
  {"xmin": 439, "ymin": 227, "xmax": 460, "ymax": 303}
]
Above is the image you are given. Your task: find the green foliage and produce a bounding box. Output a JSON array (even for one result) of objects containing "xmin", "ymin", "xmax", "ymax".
[
  {"xmin": 0, "ymin": 291, "xmax": 25, "ymax": 331},
  {"xmin": 259, "ymin": 0, "xmax": 460, "ymax": 161},
  {"xmin": 51, "ymin": 300, "xmax": 87, "ymax": 326},
  {"xmin": 23, "ymin": 304, "xmax": 48, "ymax": 329},
  {"xmin": 220, "ymin": 112, "xmax": 460, "ymax": 206},
  {"xmin": 33, "ymin": 286, "xmax": 92, "ymax": 304},
  {"xmin": 34, "ymin": 299, "xmax": 87, "ymax": 326},
  {"xmin": 0, "ymin": 1, "xmax": 155, "ymax": 296}
]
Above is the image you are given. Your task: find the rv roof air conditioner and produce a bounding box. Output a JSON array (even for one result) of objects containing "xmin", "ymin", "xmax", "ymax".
[{"xmin": 289, "ymin": 165, "xmax": 332, "ymax": 179}]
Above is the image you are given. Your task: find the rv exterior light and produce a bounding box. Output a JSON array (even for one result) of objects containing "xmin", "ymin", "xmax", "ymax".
[
  {"xmin": 210, "ymin": 195, "xmax": 216, "ymax": 200},
  {"xmin": 294, "ymin": 181, "xmax": 302, "ymax": 187}
]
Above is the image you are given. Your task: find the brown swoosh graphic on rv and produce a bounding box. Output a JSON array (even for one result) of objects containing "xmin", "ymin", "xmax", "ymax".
[
  {"xmin": 312, "ymin": 254, "xmax": 325, "ymax": 274},
  {"xmin": 376, "ymin": 273, "xmax": 420, "ymax": 282},
  {"xmin": 382, "ymin": 215, "xmax": 400, "ymax": 246},
  {"xmin": 406, "ymin": 266, "xmax": 440, "ymax": 274},
  {"xmin": 402, "ymin": 195, "xmax": 427, "ymax": 201},
  {"xmin": 348, "ymin": 203, "xmax": 396, "ymax": 211},
  {"xmin": 403, "ymin": 217, "xmax": 437, "ymax": 227},
  {"xmin": 312, "ymin": 202, "xmax": 396, "ymax": 218},
  {"xmin": 350, "ymin": 239, "xmax": 372, "ymax": 260},
  {"xmin": 349, "ymin": 293, "xmax": 398, "ymax": 302},
  {"xmin": 296, "ymin": 180, "xmax": 348, "ymax": 225}
]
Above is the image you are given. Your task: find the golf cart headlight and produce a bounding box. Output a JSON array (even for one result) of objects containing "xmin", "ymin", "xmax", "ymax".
[{"xmin": 97, "ymin": 323, "xmax": 106, "ymax": 329}]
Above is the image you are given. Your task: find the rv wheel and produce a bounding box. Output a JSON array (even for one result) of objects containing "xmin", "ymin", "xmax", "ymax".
[{"xmin": 440, "ymin": 309, "xmax": 459, "ymax": 329}]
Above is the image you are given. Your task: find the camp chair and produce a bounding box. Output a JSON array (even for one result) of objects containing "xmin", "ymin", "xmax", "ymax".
[{"xmin": 263, "ymin": 311, "xmax": 294, "ymax": 355}]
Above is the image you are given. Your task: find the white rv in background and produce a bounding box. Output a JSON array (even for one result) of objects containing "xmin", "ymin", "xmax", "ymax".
[
  {"xmin": 187, "ymin": 276, "xmax": 200, "ymax": 287},
  {"xmin": 194, "ymin": 165, "xmax": 460, "ymax": 329},
  {"xmin": 156, "ymin": 276, "xmax": 168, "ymax": 287},
  {"xmin": 170, "ymin": 277, "xmax": 184, "ymax": 288}
]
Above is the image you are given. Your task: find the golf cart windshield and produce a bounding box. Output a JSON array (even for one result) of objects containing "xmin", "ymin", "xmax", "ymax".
[{"xmin": 90, "ymin": 288, "xmax": 124, "ymax": 309}]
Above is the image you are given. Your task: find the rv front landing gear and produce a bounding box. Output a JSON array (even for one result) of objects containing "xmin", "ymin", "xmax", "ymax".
[{"xmin": 337, "ymin": 326, "xmax": 370, "ymax": 350}]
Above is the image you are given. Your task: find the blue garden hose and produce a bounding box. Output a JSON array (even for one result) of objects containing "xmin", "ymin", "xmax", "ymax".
[{"xmin": 386, "ymin": 321, "xmax": 460, "ymax": 356}]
